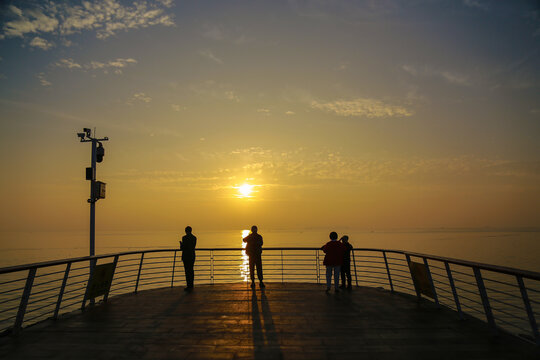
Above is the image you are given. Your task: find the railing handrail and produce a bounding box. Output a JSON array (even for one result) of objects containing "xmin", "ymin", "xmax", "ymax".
[{"xmin": 1, "ymin": 247, "xmax": 539, "ymax": 280}]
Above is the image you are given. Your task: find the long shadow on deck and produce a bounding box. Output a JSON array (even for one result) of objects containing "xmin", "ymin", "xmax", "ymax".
[
  {"xmin": 0, "ymin": 283, "xmax": 538, "ymax": 360},
  {"xmin": 251, "ymin": 289, "xmax": 282, "ymax": 359}
]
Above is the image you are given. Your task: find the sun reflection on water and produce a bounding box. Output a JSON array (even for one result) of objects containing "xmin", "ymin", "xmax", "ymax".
[{"xmin": 240, "ymin": 229, "xmax": 250, "ymax": 282}]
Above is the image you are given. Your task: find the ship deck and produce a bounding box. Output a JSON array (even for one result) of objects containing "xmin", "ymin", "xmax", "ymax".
[{"xmin": 0, "ymin": 283, "xmax": 537, "ymax": 360}]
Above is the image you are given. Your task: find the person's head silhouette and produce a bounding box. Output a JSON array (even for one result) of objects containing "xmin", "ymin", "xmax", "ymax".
[
  {"xmin": 251, "ymin": 225, "xmax": 258, "ymax": 234},
  {"xmin": 329, "ymin": 231, "xmax": 338, "ymax": 241},
  {"xmin": 341, "ymin": 235, "xmax": 349, "ymax": 243},
  {"xmin": 185, "ymin": 226, "xmax": 192, "ymax": 234}
]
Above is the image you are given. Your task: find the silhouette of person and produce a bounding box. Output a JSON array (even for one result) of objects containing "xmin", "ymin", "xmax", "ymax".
[
  {"xmin": 243, "ymin": 225, "xmax": 265, "ymax": 289},
  {"xmin": 180, "ymin": 226, "xmax": 197, "ymax": 291},
  {"xmin": 339, "ymin": 235, "xmax": 353, "ymax": 290},
  {"xmin": 321, "ymin": 231, "xmax": 346, "ymax": 293}
]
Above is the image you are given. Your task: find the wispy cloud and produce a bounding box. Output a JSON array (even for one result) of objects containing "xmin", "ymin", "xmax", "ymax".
[
  {"xmin": 36, "ymin": 72, "xmax": 51, "ymax": 86},
  {"xmin": 201, "ymin": 23, "xmax": 254, "ymax": 44},
  {"xmin": 285, "ymin": 111, "xmax": 295, "ymax": 115},
  {"xmin": 199, "ymin": 49, "xmax": 223, "ymax": 64},
  {"xmin": 171, "ymin": 104, "xmax": 185, "ymax": 112},
  {"xmin": 190, "ymin": 80, "xmax": 241, "ymax": 102},
  {"xmin": 1, "ymin": 1, "xmax": 175, "ymax": 45},
  {"xmin": 29, "ymin": 36, "xmax": 54, "ymax": 50},
  {"xmin": 463, "ymin": 0, "xmax": 489, "ymax": 11},
  {"xmin": 402, "ymin": 64, "xmax": 472, "ymax": 86},
  {"xmin": 128, "ymin": 92, "xmax": 152, "ymax": 104},
  {"xmin": 257, "ymin": 108, "xmax": 270, "ymax": 114},
  {"xmin": 311, "ymin": 98, "xmax": 412, "ymax": 118},
  {"xmin": 54, "ymin": 58, "xmax": 137, "ymax": 74}
]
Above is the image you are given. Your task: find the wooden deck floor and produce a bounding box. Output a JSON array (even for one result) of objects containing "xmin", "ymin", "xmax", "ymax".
[{"xmin": 0, "ymin": 283, "xmax": 537, "ymax": 359}]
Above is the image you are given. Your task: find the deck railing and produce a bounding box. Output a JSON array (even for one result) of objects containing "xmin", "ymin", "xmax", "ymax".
[{"xmin": 0, "ymin": 248, "xmax": 539, "ymax": 345}]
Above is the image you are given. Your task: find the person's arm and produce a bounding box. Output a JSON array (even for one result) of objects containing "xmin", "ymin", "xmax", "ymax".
[{"xmin": 243, "ymin": 235, "xmax": 248, "ymax": 243}]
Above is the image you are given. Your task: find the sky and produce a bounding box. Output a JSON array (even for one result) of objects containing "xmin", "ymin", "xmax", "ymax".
[{"xmin": 0, "ymin": 0, "xmax": 539, "ymax": 234}]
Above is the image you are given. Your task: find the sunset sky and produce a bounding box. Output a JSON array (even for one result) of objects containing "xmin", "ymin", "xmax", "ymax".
[{"xmin": 0, "ymin": 0, "xmax": 539, "ymax": 233}]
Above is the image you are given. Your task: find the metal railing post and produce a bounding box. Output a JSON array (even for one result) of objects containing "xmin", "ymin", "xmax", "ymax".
[
  {"xmin": 316, "ymin": 250, "xmax": 320, "ymax": 284},
  {"xmin": 473, "ymin": 267, "xmax": 496, "ymax": 331},
  {"xmin": 135, "ymin": 253, "xmax": 145, "ymax": 293},
  {"xmin": 171, "ymin": 250, "xmax": 177, "ymax": 288},
  {"xmin": 14, "ymin": 267, "xmax": 36, "ymax": 333},
  {"xmin": 423, "ymin": 258, "xmax": 439, "ymax": 307},
  {"xmin": 444, "ymin": 261, "xmax": 463, "ymax": 319},
  {"xmin": 281, "ymin": 250, "xmax": 284, "ymax": 283},
  {"xmin": 81, "ymin": 258, "xmax": 97, "ymax": 310},
  {"xmin": 352, "ymin": 249, "xmax": 358, "ymax": 287},
  {"xmin": 382, "ymin": 251, "xmax": 393, "ymax": 292},
  {"xmin": 53, "ymin": 262, "xmax": 71, "ymax": 320},
  {"xmin": 516, "ymin": 275, "xmax": 539, "ymax": 345},
  {"xmin": 210, "ymin": 250, "xmax": 214, "ymax": 285},
  {"xmin": 406, "ymin": 254, "xmax": 421, "ymax": 299},
  {"xmin": 103, "ymin": 255, "xmax": 119, "ymax": 303}
]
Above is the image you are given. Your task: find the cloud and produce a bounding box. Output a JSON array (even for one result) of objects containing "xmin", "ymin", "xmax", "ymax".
[
  {"xmin": 54, "ymin": 58, "xmax": 82, "ymax": 69},
  {"xmin": 171, "ymin": 104, "xmax": 186, "ymax": 111},
  {"xmin": 199, "ymin": 49, "xmax": 223, "ymax": 64},
  {"xmin": 402, "ymin": 64, "xmax": 471, "ymax": 86},
  {"xmin": 463, "ymin": 0, "xmax": 489, "ymax": 11},
  {"xmin": 28, "ymin": 36, "xmax": 54, "ymax": 50},
  {"xmin": 54, "ymin": 57, "xmax": 137, "ymax": 73},
  {"xmin": 311, "ymin": 98, "xmax": 412, "ymax": 118},
  {"xmin": 129, "ymin": 92, "xmax": 152, "ymax": 104},
  {"xmin": 190, "ymin": 80, "xmax": 241, "ymax": 102},
  {"xmin": 1, "ymin": 1, "xmax": 175, "ymax": 44},
  {"xmin": 257, "ymin": 108, "xmax": 270, "ymax": 113},
  {"xmin": 285, "ymin": 111, "xmax": 295, "ymax": 115},
  {"xmin": 36, "ymin": 72, "xmax": 51, "ymax": 86},
  {"xmin": 201, "ymin": 23, "xmax": 254, "ymax": 44}
]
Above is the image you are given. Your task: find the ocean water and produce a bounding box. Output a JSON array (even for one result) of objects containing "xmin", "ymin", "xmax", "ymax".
[{"xmin": 1, "ymin": 229, "xmax": 539, "ymax": 272}]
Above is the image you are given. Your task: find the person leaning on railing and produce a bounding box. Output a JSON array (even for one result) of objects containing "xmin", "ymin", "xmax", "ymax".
[
  {"xmin": 180, "ymin": 226, "xmax": 197, "ymax": 291},
  {"xmin": 321, "ymin": 231, "xmax": 346, "ymax": 293}
]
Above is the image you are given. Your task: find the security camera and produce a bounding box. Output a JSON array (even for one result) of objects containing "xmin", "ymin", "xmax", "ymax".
[
  {"xmin": 83, "ymin": 128, "xmax": 91, "ymax": 137},
  {"xmin": 77, "ymin": 132, "xmax": 86, "ymax": 140}
]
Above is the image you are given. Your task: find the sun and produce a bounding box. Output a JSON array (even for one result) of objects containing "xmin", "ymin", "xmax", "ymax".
[{"xmin": 238, "ymin": 183, "xmax": 254, "ymax": 197}]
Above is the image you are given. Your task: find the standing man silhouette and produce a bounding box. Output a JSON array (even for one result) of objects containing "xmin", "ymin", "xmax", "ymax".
[
  {"xmin": 180, "ymin": 226, "xmax": 197, "ymax": 291},
  {"xmin": 243, "ymin": 225, "xmax": 265, "ymax": 289}
]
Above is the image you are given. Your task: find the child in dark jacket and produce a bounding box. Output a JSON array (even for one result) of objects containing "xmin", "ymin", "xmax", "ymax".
[
  {"xmin": 340, "ymin": 236, "xmax": 353, "ymax": 290},
  {"xmin": 321, "ymin": 231, "xmax": 346, "ymax": 293}
]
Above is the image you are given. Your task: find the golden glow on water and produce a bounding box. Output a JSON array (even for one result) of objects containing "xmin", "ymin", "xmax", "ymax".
[{"xmin": 240, "ymin": 229, "xmax": 250, "ymax": 281}]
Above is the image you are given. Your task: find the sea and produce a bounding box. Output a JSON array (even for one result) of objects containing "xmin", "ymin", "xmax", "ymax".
[{"xmin": 1, "ymin": 229, "xmax": 539, "ymax": 272}]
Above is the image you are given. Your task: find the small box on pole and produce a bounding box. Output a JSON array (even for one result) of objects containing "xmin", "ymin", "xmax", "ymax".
[
  {"xmin": 94, "ymin": 181, "xmax": 106, "ymax": 199},
  {"xmin": 86, "ymin": 167, "xmax": 93, "ymax": 180}
]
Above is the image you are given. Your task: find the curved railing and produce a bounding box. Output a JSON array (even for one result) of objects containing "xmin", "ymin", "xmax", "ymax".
[{"xmin": 0, "ymin": 248, "xmax": 539, "ymax": 346}]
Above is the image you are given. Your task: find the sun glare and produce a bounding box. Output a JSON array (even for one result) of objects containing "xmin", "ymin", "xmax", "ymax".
[{"xmin": 237, "ymin": 183, "xmax": 254, "ymax": 198}]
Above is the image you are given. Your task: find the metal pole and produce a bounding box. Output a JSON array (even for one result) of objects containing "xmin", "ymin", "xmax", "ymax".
[
  {"xmin": 281, "ymin": 250, "xmax": 284, "ymax": 283},
  {"xmin": 54, "ymin": 262, "xmax": 71, "ymax": 320},
  {"xmin": 406, "ymin": 254, "xmax": 421, "ymax": 299},
  {"xmin": 516, "ymin": 275, "xmax": 539, "ymax": 345},
  {"xmin": 315, "ymin": 250, "xmax": 319, "ymax": 284},
  {"xmin": 89, "ymin": 138, "xmax": 97, "ymax": 257},
  {"xmin": 14, "ymin": 268, "xmax": 36, "ymax": 333},
  {"xmin": 103, "ymin": 255, "xmax": 119, "ymax": 303},
  {"xmin": 473, "ymin": 267, "xmax": 496, "ymax": 331},
  {"xmin": 171, "ymin": 250, "xmax": 177, "ymax": 288},
  {"xmin": 423, "ymin": 257, "xmax": 439, "ymax": 307},
  {"xmin": 444, "ymin": 261, "xmax": 463, "ymax": 319},
  {"xmin": 210, "ymin": 250, "xmax": 214, "ymax": 285},
  {"xmin": 382, "ymin": 251, "xmax": 394, "ymax": 292},
  {"xmin": 352, "ymin": 249, "xmax": 358, "ymax": 287},
  {"xmin": 135, "ymin": 253, "xmax": 145, "ymax": 293}
]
